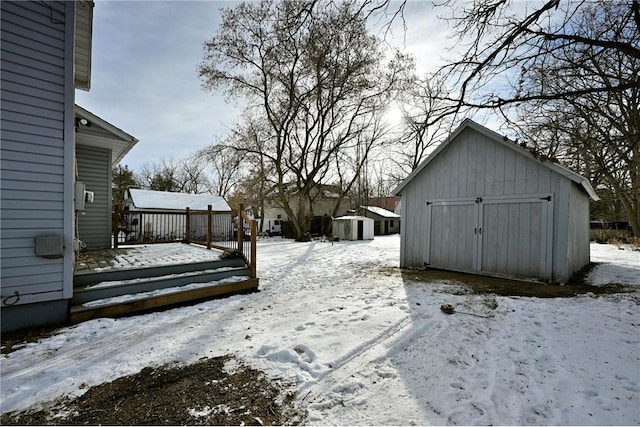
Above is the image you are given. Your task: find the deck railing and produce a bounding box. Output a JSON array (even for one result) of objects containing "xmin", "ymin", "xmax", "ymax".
[{"xmin": 113, "ymin": 205, "xmax": 257, "ymax": 278}]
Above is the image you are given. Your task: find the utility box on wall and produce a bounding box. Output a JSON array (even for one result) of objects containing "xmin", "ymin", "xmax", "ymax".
[
  {"xmin": 75, "ymin": 181, "xmax": 86, "ymax": 211},
  {"xmin": 34, "ymin": 235, "xmax": 64, "ymax": 259},
  {"xmin": 75, "ymin": 181, "xmax": 95, "ymax": 212}
]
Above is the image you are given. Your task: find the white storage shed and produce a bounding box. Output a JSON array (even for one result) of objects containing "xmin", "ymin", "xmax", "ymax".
[
  {"xmin": 393, "ymin": 119, "xmax": 599, "ymax": 283},
  {"xmin": 332, "ymin": 216, "xmax": 374, "ymax": 241}
]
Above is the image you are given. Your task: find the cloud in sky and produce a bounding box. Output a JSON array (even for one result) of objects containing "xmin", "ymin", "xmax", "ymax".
[{"xmin": 77, "ymin": 1, "xmax": 449, "ymax": 172}]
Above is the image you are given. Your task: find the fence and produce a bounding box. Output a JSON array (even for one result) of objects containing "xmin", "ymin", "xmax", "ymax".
[{"xmin": 113, "ymin": 205, "xmax": 257, "ymax": 278}]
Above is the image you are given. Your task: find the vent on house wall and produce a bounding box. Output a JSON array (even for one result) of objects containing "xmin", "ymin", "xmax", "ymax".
[{"xmin": 34, "ymin": 235, "xmax": 64, "ymax": 259}]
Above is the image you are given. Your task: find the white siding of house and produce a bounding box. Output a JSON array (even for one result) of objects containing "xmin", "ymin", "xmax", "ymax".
[
  {"xmin": 1, "ymin": 1, "xmax": 75, "ymax": 311},
  {"xmin": 399, "ymin": 126, "xmax": 585, "ymax": 282},
  {"xmin": 77, "ymin": 145, "xmax": 112, "ymax": 249}
]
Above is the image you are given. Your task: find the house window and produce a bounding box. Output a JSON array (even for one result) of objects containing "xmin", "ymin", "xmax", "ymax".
[{"xmin": 390, "ymin": 220, "xmax": 394, "ymax": 227}]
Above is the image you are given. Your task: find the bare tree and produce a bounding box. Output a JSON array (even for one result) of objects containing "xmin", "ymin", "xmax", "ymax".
[
  {"xmin": 112, "ymin": 164, "xmax": 139, "ymax": 207},
  {"xmin": 506, "ymin": 2, "xmax": 640, "ymax": 234},
  {"xmin": 199, "ymin": 142, "xmax": 243, "ymax": 198},
  {"xmin": 224, "ymin": 118, "xmax": 277, "ymax": 233},
  {"xmin": 436, "ymin": 0, "xmax": 639, "ymax": 113},
  {"xmin": 199, "ymin": 0, "xmax": 410, "ymax": 240},
  {"xmin": 138, "ymin": 157, "xmax": 209, "ymax": 194},
  {"xmin": 388, "ymin": 74, "xmax": 453, "ymax": 181}
]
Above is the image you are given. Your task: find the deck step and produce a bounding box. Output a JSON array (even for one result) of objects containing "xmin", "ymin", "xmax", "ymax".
[
  {"xmin": 72, "ymin": 266, "xmax": 250, "ymax": 305},
  {"xmin": 73, "ymin": 257, "xmax": 246, "ymax": 287},
  {"xmin": 70, "ymin": 277, "xmax": 259, "ymax": 324}
]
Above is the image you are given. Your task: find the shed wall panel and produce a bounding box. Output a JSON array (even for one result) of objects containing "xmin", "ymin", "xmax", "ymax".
[{"xmin": 567, "ymin": 184, "xmax": 591, "ymax": 278}]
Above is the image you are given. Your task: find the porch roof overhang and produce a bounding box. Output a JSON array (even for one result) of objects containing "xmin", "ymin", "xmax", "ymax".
[
  {"xmin": 74, "ymin": 1, "xmax": 94, "ymax": 91},
  {"xmin": 75, "ymin": 105, "xmax": 139, "ymax": 166}
]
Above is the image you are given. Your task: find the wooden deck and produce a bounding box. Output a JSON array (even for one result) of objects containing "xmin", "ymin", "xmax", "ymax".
[
  {"xmin": 70, "ymin": 278, "xmax": 259, "ymax": 324},
  {"xmin": 71, "ymin": 244, "xmax": 259, "ymax": 323}
]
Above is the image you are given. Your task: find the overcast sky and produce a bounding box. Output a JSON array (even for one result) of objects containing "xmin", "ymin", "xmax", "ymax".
[{"xmin": 75, "ymin": 1, "xmax": 452, "ymax": 172}]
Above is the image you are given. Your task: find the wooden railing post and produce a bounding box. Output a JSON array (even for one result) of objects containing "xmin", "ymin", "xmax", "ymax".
[
  {"xmin": 112, "ymin": 204, "xmax": 120, "ymax": 248},
  {"xmin": 250, "ymin": 218, "xmax": 257, "ymax": 278},
  {"xmin": 237, "ymin": 204, "xmax": 244, "ymax": 251},
  {"xmin": 185, "ymin": 207, "xmax": 191, "ymax": 243},
  {"xmin": 207, "ymin": 204, "xmax": 212, "ymax": 250}
]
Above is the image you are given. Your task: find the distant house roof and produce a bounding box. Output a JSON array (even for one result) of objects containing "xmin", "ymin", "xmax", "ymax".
[
  {"xmin": 361, "ymin": 206, "xmax": 401, "ymax": 219},
  {"xmin": 393, "ymin": 119, "xmax": 599, "ymax": 201},
  {"xmin": 127, "ymin": 189, "xmax": 231, "ymax": 211},
  {"xmin": 367, "ymin": 196, "xmax": 401, "ymax": 212}
]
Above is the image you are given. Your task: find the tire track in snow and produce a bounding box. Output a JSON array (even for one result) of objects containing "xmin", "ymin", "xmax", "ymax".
[{"xmin": 297, "ymin": 314, "xmax": 439, "ymax": 409}]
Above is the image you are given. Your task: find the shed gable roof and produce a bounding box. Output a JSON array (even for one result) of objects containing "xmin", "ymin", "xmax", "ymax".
[
  {"xmin": 128, "ymin": 189, "xmax": 231, "ymax": 211},
  {"xmin": 393, "ymin": 119, "xmax": 599, "ymax": 201}
]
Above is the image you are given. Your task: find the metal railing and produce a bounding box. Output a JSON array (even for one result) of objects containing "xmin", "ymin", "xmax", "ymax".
[{"xmin": 112, "ymin": 205, "xmax": 257, "ymax": 278}]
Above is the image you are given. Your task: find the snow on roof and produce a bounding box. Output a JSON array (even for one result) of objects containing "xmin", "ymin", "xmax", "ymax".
[
  {"xmin": 334, "ymin": 215, "xmax": 373, "ymax": 222},
  {"xmin": 361, "ymin": 206, "xmax": 401, "ymax": 218},
  {"xmin": 322, "ymin": 190, "xmax": 341, "ymax": 199},
  {"xmin": 128, "ymin": 189, "xmax": 231, "ymax": 211}
]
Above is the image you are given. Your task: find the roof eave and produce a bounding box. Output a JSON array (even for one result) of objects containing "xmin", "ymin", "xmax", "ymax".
[
  {"xmin": 74, "ymin": 1, "xmax": 94, "ymax": 91},
  {"xmin": 75, "ymin": 105, "xmax": 139, "ymax": 166}
]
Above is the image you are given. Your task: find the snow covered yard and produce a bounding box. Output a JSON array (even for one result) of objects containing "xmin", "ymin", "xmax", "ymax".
[{"xmin": 1, "ymin": 236, "xmax": 639, "ymax": 425}]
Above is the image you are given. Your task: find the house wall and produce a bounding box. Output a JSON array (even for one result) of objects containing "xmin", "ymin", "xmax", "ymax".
[
  {"xmin": 264, "ymin": 189, "xmax": 350, "ymax": 222},
  {"xmin": 1, "ymin": 1, "xmax": 76, "ymax": 331},
  {"xmin": 400, "ymin": 126, "xmax": 572, "ymax": 281},
  {"xmin": 76, "ymin": 144, "xmax": 112, "ymax": 249}
]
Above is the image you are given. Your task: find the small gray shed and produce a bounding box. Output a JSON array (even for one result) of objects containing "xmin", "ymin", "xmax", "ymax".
[
  {"xmin": 332, "ymin": 216, "xmax": 374, "ymax": 241},
  {"xmin": 393, "ymin": 119, "xmax": 599, "ymax": 283}
]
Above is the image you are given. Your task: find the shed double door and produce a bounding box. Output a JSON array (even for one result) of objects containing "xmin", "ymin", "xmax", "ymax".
[{"xmin": 425, "ymin": 194, "xmax": 553, "ymax": 280}]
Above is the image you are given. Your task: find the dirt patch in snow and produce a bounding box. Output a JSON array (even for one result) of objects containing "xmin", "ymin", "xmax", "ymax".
[
  {"xmin": 1, "ymin": 326, "xmax": 59, "ymax": 355},
  {"xmin": 0, "ymin": 356, "xmax": 304, "ymax": 425},
  {"xmin": 379, "ymin": 266, "xmax": 636, "ymax": 298}
]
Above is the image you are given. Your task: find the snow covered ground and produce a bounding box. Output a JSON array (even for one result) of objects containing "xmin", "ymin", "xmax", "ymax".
[{"xmin": 1, "ymin": 237, "xmax": 639, "ymax": 425}]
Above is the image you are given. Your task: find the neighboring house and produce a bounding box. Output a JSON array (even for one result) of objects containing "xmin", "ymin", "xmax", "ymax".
[
  {"xmin": 367, "ymin": 196, "xmax": 401, "ymax": 213},
  {"xmin": 393, "ymin": 119, "xmax": 599, "ymax": 283},
  {"xmin": 332, "ymin": 216, "xmax": 374, "ymax": 241},
  {"xmin": 123, "ymin": 189, "xmax": 232, "ymax": 242},
  {"xmin": 260, "ymin": 183, "xmax": 350, "ymax": 236},
  {"xmin": 76, "ymin": 105, "xmax": 138, "ymax": 249},
  {"xmin": 247, "ymin": 204, "xmax": 287, "ymax": 236},
  {"xmin": 360, "ymin": 206, "xmax": 401, "ymax": 235},
  {"xmin": 262, "ymin": 183, "xmax": 350, "ymax": 219},
  {"xmin": 1, "ymin": 1, "xmax": 140, "ymax": 332}
]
